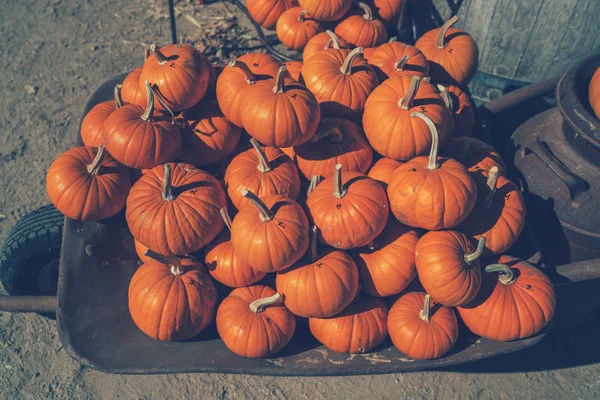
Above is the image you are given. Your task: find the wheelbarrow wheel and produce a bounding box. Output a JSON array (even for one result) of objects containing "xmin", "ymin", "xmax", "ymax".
[{"xmin": 0, "ymin": 205, "xmax": 63, "ymax": 296}]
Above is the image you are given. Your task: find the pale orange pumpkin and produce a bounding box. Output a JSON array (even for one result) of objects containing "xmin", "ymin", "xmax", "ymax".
[
  {"xmin": 334, "ymin": 2, "xmax": 387, "ymax": 48},
  {"xmin": 367, "ymin": 157, "xmax": 402, "ymax": 190},
  {"xmin": 298, "ymin": 0, "xmax": 352, "ymax": 22},
  {"xmin": 121, "ymin": 68, "xmax": 146, "ymax": 107},
  {"xmin": 247, "ymin": 0, "xmax": 298, "ymax": 30},
  {"xmin": 276, "ymin": 7, "xmax": 324, "ymax": 51},
  {"xmin": 369, "ymin": 42, "xmax": 429, "ymax": 81}
]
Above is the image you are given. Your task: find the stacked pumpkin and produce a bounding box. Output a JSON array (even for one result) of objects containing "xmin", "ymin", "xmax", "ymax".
[{"xmin": 44, "ymin": 7, "xmax": 556, "ymax": 361}]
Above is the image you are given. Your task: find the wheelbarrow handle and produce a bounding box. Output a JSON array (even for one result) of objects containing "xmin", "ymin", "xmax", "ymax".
[
  {"xmin": 0, "ymin": 294, "xmax": 57, "ymax": 314},
  {"xmin": 482, "ymin": 75, "xmax": 560, "ymax": 115}
]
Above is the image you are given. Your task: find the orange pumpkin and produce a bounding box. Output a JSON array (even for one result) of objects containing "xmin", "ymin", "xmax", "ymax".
[
  {"xmin": 294, "ymin": 117, "xmax": 373, "ymax": 180},
  {"xmin": 367, "ymin": 157, "xmax": 402, "ymax": 190},
  {"xmin": 104, "ymin": 82, "xmax": 181, "ymax": 169},
  {"xmin": 416, "ymin": 231, "xmax": 485, "ymax": 306},
  {"xmin": 307, "ymin": 164, "xmax": 388, "ymax": 249},
  {"xmin": 437, "ymin": 84, "xmax": 475, "ymax": 137},
  {"xmin": 216, "ymin": 53, "xmax": 280, "ymax": 127},
  {"xmin": 46, "ymin": 145, "xmax": 131, "ymax": 221},
  {"xmin": 276, "ymin": 7, "xmax": 324, "ymax": 51},
  {"xmin": 126, "ymin": 163, "xmax": 226, "ymax": 255},
  {"xmin": 205, "ymin": 208, "xmax": 267, "ymax": 287},
  {"xmin": 224, "ymin": 138, "xmax": 301, "ymax": 209},
  {"xmin": 240, "ymin": 65, "xmax": 320, "ymax": 147},
  {"xmin": 217, "ymin": 285, "xmax": 296, "ymax": 358},
  {"xmin": 121, "ymin": 67, "xmax": 146, "ymax": 107},
  {"xmin": 363, "ymin": 75, "xmax": 453, "ymax": 161},
  {"xmin": 415, "ymin": 16, "xmax": 479, "ymax": 87},
  {"xmin": 442, "ymin": 136, "xmax": 506, "ymax": 182},
  {"xmin": 309, "ymin": 296, "xmax": 389, "ymax": 353},
  {"xmin": 302, "ymin": 47, "xmax": 379, "ymax": 119},
  {"xmin": 458, "ymin": 256, "xmax": 556, "ymax": 342},
  {"xmin": 589, "ymin": 67, "xmax": 600, "ymax": 119},
  {"xmin": 303, "ymin": 30, "xmax": 351, "ymax": 62},
  {"xmin": 276, "ymin": 226, "xmax": 359, "ymax": 317},
  {"xmin": 283, "ymin": 61, "xmax": 304, "ymax": 82},
  {"xmin": 298, "ymin": 0, "xmax": 352, "ymax": 21},
  {"xmin": 369, "ymin": 42, "xmax": 429, "ymax": 81},
  {"xmin": 247, "ymin": 0, "xmax": 297, "ymax": 30},
  {"xmin": 459, "ymin": 167, "xmax": 526, "ymax": 255},
  {"xmin": 139, "ymin": 44, "xmax": 211, "ymax": 111},
  {"xmin": 365, "ymin": 0, "xmax": 405, "ymax": 22},
  {"xmin": 334, "ymin": 2, "xmax": 387, "ymax": 48},
  {"xmin": 387, "ymin": 112, "xmax": 476, "ymax": 230},
  {"xmin": 231, "ymin": 191, "xmax": 309, "ymax": 272},
  {"xmin": 128, "ymin": 251, "xmax": 217, "ymax": 341},
  {"xmin": 80, "ymin": 85, "xmax": 121, "ymax": 147},
  {"xmin": 388, "ymin": 292, "xmax": 458, "ymax": 359},
  {"xmin": 352, "ymin": 219, "xmax": 419, "ymax": 297}
]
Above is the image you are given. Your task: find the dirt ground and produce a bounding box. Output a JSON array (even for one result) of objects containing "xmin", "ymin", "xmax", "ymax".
[{"xmin": 1, "ymin": 1, "xmax": 600, "ymax": 399}]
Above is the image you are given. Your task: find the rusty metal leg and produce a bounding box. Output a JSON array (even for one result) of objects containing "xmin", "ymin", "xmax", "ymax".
[{"xmin": 0, "ymin": 295, "xmax": 57, "ymax": 313}]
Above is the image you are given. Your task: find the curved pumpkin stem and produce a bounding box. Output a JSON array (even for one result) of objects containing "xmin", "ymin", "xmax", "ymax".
[
  {"xmin": 388, "ymin": 37, "xmax": 398, "ymax": 43},
  {"xmin": 398, "ymin": 76, "xmax": 421, "ymax": 110},
  {"xmin": 311, "ymin": 126, "xmax": 344, "ymax": 143},
  {"xmin": 464, "ymin": 237, "xmax": 486, "ymax": 265},
  {"xmin": 143, "ymin": 249, "xmax": 185, "ymax": 275},
  {"xmin": 419, "ymin": 294, "xmax": 431, "ymax": 322},
  {"xmin": 228, "ymin": 60, "xmax": 257, "ymax": 85},
  {"xmin": 437, "ymin": 84, "xmax": 454, "ymax": 111},
  {"xmin": 358, "ymin": 2, "xmax": 373, "ymax": 20},
  {"xmin": 481, "ymin": 166, "xmax": 500, "ymax": 209},
  {"xmin": 298, "ymin": 9, "xmax": 308, "ymax": 22},
  {"xmin": 220, "ymin": 207, "xmax": 233, "ymax": 232},
  {"xmin": 249, "ymin": 292, "xmax": 282, "ymax": 313},
  {"xmin": 324, "ymin": 30, "xmax": 341, "ymax": 50},
  {"xmin": 436, "ymin": 16, "xmax": 459, "ymax": 49},
  {"xmin": 307, "ymin": 175, "xmax": 322, "ymax": 197},
  {"xmin": 150, "ymin": 44, "xmax": 169, "ymax": 65},
  {"xmin": 309, "ymin": 225, "xmax": 319, "ymax": 262},
  {"xmin": 340, "ymin": 47, "xmax": 364, "ymax": 75},
  {"xmin": 87, "ymin": 144, "xmax": 105, "ymax": 175},
  {"xmin": 147, "ymin": 82, "xmax": 176, "ymax": 124},
  {"xmin": 140, "ymin": 81, "xmax": 155, "ymax": 122},
  {"xmin": 394, "ymin": 55, "xmax": 410, "ymax": 71},
  {"xmin": 162, "ymin": 164, "xmax": 176, "ymax": 201},
  {"xmin": 333, "ymin": 164, "xmax": 347, "ymax": 199},
  {"xmin": 242, "ymin": 190, "xmax": 273, "ymax": 222},
  {"xmin": 114, "ymin": 84, "xmax": 123, "ymax": 109},
  {"xmin": 250, "ymin": 138, "xmax": 272, "ymax": 173},
  {"xmin": 485, "ymin": 264, "xmax": 517, "ymax": 286},
  {"xmin": 411, "ymin": 112, "xmax": 440, "ymax": 170},
  {"xmin": 273, "ymin": 65, "xmax": 287, "ymax": 94}
]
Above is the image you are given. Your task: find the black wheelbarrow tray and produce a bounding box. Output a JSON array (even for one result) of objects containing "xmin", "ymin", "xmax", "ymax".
[{"xmin": 1, "ymin": 73, "xmax": 600, "ymax": 376}]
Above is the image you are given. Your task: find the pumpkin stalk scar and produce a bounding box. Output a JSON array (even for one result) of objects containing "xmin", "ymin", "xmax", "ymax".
[
  {"xmin": 228, "ymin": 60, "xmax": 257, "ymax": 85},
  {"xmin": 87, "ymin": 144, "xmax": 105, "ymax": 175},
  {"xmin": 324, "ymin": 30, "xmax": 341, "ymax": 50},
  {"xmin": 464, "ymin": 237, "xmax": 486, "ymax": 265},
  {"xmin": 143, "ymin": 249, "xmax": 185, "ymax": 274},
  {"xmin": 273, "ymin": 65, "xmax": 287, "ymax": 94},
  {"xmin": 419, "ymin": 294, "xmax": 431, "ymax": 321},
  {"xmin": 250, "ymin": 138, "xmax": 272, "ymax": 173},
  {"xmin": 480, "ymin": 166, "xmax": 499, "ymax": 209},
  {"xmin": 333, "ymin": 164, "xmax": 348, "ymax": 199},
  {"xmin": 162, "ymin": 164, "xmax": 176, "ymax": 201},
  {"xmin": 114, "ymin": 84, "xmax": 123, "ymax": 109},
  {"xmin": 340, "ymin": 47, "xmax": 364, "ymax": 75},
  {"xmin": 242, "ymin": 189, "xmax": 274, "ymax": 222},
  {"xmin": 249, "ymin": 292, "xmax": 282, "ymax": 313},
  {"xmin": 486, "ymin": 264, "xmax": 517, "ymax": 286},
  {"xmin": 398, "ymin": 76, "xmax": 421, "ymax": 109},
  {"xmin": 437, "ymin": 84, "xmax": 454, "ymax": 111},
  {"xmin": 220, "ymin": 207, "xmax": 233, "ymax": 231},
  {"xmin": 437, "ymin": 16, "xmax": 460, "ymax": 49},
  {"xmin": 394, "ymin": 54, "xmax": 410, "ymax": 71},
  {"xmin": 150, "ymin": 44, "xmax": 169, "ymax": 65},
  {"xmin": 411, "ymin": 111, "xmax": 440, "ymax": 170}
]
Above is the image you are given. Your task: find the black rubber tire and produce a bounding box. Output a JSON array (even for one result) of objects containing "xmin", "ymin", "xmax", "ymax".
[{"xmin": 0, "ymin": 204, "xmax": 64, "ymax": 295}]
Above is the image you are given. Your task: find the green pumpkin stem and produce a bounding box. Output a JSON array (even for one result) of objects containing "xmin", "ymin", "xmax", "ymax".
[
  {"xmin": 437, "ymin": 84, "xmax": 454, "ymax": 111},
  {"xmin": 249, "ymin": 292, "xmax": 282, "ymax": 313},
  {"xmin": 340, "ymin": 47, "xmax": 364, "ymax": 75},
  {"xmin": 162, "ymin": 164, "xmax": 176, "ymax": 201},
  {"xmin": 309, "ymin": 225, "xmax": 319, "ymax": 262},
  {"xmin": 307, "ymin": 174, "xmax": 322, "ymax": 197},
  {"xmin": 250, "ymin": 138, "xmax": 272, "ymax": 173},
  {"xmin": 485, "ymin": 264, "xmax": 517, "ymax": 286},
  {"xmin": 150, "ymin": 44, "xmax": 169, "ymax": 65},
  {"xmin": 87, "ymin": 144, "xmax": 105, "ymax": 175},
  {"xmin": 436, "ymin": 16, "xmax": 460, "ymax": 49},
  {"xmin": 242, "ymin": 190, "xmax": 273, "ymax": 222},
  {"xmin": 358, "ymin": 2, "xmax": 373, "ymax": 20},
  {"xmin": 143, "ymin": 249, "xmax": 184, "ymax": 275},
  {"xmin": 273, "ymin": 65, "xmax": 287, "ymax": 94},
  {"xmin": 114, "ymin": 84, "xmax": 123, "ymax": 109},
  {"xmin": 228, "ymin": 60, "xmax": 257, "ymax": 85},
  {"xmin": 398, "ymin": 76, "xmax": 421, "ymax": 110},
  {"xmin": 333, "ymin": 164, "xmax": 347, "ymax": 199},
  {"xmin": 219, "ymin": 207, "xmax": 233, "ymax": 231},
  {"xmin": 394, "ymin": 55, "xmax": 410, "ymax": 71},
  {"xmin": 464, "ymin": 237, "xmax": 486, "ymax": 265},
  {"xmin": 411, "ymin": 111, "xmax": 440, "ymax": 170},
  {"xmin": 481, "ymin": 166, "xmax": 500, "ymax": 209},
  {"xmin": 324, "ymin": 30, "xmax": 341, "ymax": 50},
  {"xmin": 419, "ymin": 294, "xmax": 431, "ymax": 322}
]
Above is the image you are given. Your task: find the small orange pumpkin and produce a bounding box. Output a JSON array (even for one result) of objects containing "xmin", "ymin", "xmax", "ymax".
[
  {"xmin": 298, "ymin": 0, "xmax": 352, "ymax": 22},
  {"xmin": 276, "ymin": 7, "xmax": 324, "ymax": 51},
  {"xmin": 80, "ymin": 85, "xmax": 122, "ymax": 147},
  {"xmin": 387, "ymin": 112, "xmax": 477, "ymax": 230},
  {"xmin": 309, "ymin": 296, "xmax": 389, "ymax": 353},
  {"xmin": 388, "ymin": 292, "xmax": 458, "ymax": 359},
  {"xmin": 121, "ymin": 68, "xmax": 146, "ymax": 107},
  {"xmin": 442, "ymin": 136, "xmax": 506, "ymax": 182},
  {"xmin": 247, "ymin": 0, "xmax": 298, "ymax": 30},
  {"xmin": 303, "ymin": 30, "xmax": 351, "ymax": 62},
  {"xmin": 367, "ymin": 157, "xmax": 402, "ymax": 190},
  {"xmin": 589, "ymin": 67, "xmax": 600, "ymax": 119},
  {"xmin": 283, "ymin": 61, "xmax": 304, "ymax": 82},
  {"xmin": 437, "ymin": 84, "xmax": 475, "ymax": 137},
  {"xmin": 334, "ymin": 2, "xmax": 387, "ymax": 48},
  {"xmin": 369, "ymin": 42, "xmax": 429, "ymax": 81},
  {"xmin": 365, "ymin": 0, "xmax": 405, "ymax": 22}
]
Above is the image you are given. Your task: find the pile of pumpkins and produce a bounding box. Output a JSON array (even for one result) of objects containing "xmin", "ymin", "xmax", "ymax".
[{"xmin": 44, "ymin": 0, "xmax": 556, "ymax": 361}]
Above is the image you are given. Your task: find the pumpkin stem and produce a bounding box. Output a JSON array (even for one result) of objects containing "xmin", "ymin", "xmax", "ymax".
[
  {"xmin": 249, "ymin": 292, "xmax": 282, "ymax": 313},
  {"xmin": 324, "ymin": 30, "xmax": 341, "ymax": 50},
  {"xmin": 340, "ymin": 47, "xmax": 364, "ymax": 75},
  {"xmin": 298, "ymin": 9, "xmax": 308, "ymax": 22},
  {"xmin": 242, "ymin": 190, "xmax": 273, "ymax": 222},
  {"xmin": 333, "ymin": 164, "xmax": 347, "ymax": 199},
  {"xmin": 436, "ymin": 15, "xmax": 459, "ymax": 49},
  {"xmin": 146, "ymin": 82, "xmax": 176, "ymax": 125},
  {"xmin": 437, "ymin": 84, "xmax": 454, "ymax": 111},
  {"xmin": 250, "ymin": 138, "xmax": 272, "ymax": 173},
  {"xmin": 228, "ymin": 60, "xmax": 257, "ymax": 85},
  {"xmin": 273, "ymin": 65, "xmax": 287, "ymax": 94},
  {"xmin": 485, "ymin": 264, "xmax": 517, "ymax": 286},
  {"xmin": 114, "ymin": 84, "xmax": 123, "ymax": 109},
  {"xmin": 87, "ymin": 144, "xmax": 105, "ymax": 175},
  {"xmin": 162, "ymin": 164, "xmax": 176, "ymax": 201},
  {"xmin": 394, "ymin": 55, "xmax": 410, "ymax": 71},
  {"xmin": 422, "ymin": 77, "xmax": 431, "ymax": 83},
  {"xmin": 140, "ymin": 81, "xmax": 155, "ymax": 122},
  {"xmin": 311, "ymin": 126, "xmax": 344, "ymax": 143},
  {"xmin": 358, "ymin": 2, "xmax": 373, "ymax": 20},
  {"xmin": 419, "ymin": 294, "xmax": 431, "ymax": 322},
  {"xmin": 411, "ymin": 112, "xmax": 440, "ymax": 170},
  {"xmin": 219, "ymin": 207, "xmax": 233, "ymax": 232},
  {"xmin": 309, "ymin": 225, "xmax": 319, "ymax": 262},
  {"xmin": 388, "ymin": 37, "xmax": 397, "ymax": 43},
  {"xmin": 464, "ymin": 237, "xmax": 486, "ymax": 265},
  {"xmin": 150, "ymin": 44, "xmax": 169, "ymax": 65},
  {"xmin": 398, "ymin": 76, "xmax": 421, "ymax": 110},
  {"xmin": 307, "ymin": 174, "xmax": 322, "ymax": 197},
  {"xmin": 481, "ymin": 166, "xmax": 500, "ymax": 209},
  {"xmin": 143, "ymin": 249, "xmax": 184, "ymax": 271}
]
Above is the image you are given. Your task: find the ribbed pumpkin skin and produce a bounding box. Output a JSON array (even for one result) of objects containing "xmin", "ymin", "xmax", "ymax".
[
  {"xmin": 216, "ymin": 53, "xmax": 280, "ymax": 127},
  {"xmin": 334, "ymin": 10, "xmax": 387, "ymax": 48},
  {"xmin": 367, "ymin": 157, "xmax": 402, "ymax": 190},
  {"xmin": 128, "ymin": 259, "xmax": 217, "ymax": 341},
  {"xmin": 309, "ymin": 297, "xmax": 389, "ymax": 353},
  {"xmin": 388, "ymin": 292, "xmax": 458, "ymax": 360},
  {"xmin": 283, "ymin": 61, "xmax": 304, "ymax": 82},
  {"xmin": 369, "ymin": 42, "xmax": 429, "ymax": 81},
  {"xmin": 458, "ymin": 256, "xmax": 556, "ymax": 342},
  {"xmin": 231, "ymin": 195, "xmax": 310, "ymax": 272},
  {"xmin": 442, "ymin": 136, "xmax": 506, "ymax": 180},
  {"xmin": 247, "ymin": 0, "xmax": 297, "ymax": 29},
  {"xmin": 178, "ymin": 101, "xmax": 241, "ymax": 166},
  {"xmin": 415, "ymin": 230, "xmax": 482, "ymax": 306},
  {"xmin": 363, "ymin": 76, "xmax": 453, "ymax": 161},
  {"xmin": 126, "ymin": 163, "xmax": 226, "ymax": 256},
  {"xmin": 205, "ymin": 230, "xmax": 267, "ymax": 288},
  {"xmin": 103, "ymin": 104, "xmax": 182, "ymax": 169},
  {"xmin": 121, "ymin": 68, "xmax": 146, "ymax": 107},
  {"xmin": 298, "ymin": 0, "xmax": 352, "ymax": 21},
  {"xmin": 415, "ymin": 27, "xmax": 479, "ymax": 87},
  {"xmin": 217, "ymin": 285, "xmax": 296, "ymax": 358},
  {"xmin": 303, "ymin": 32, "xmax": 351, "ymax": 62},
  {"xmin": 307, "ymin": 171, "xmax": 389, "ymax": 249},
  {"xmin": 589, "ymin": 67, "xmax": 600, "ymax": 119},
  {"xmin": 387, "ymin": 157, "xmax": 477, "ymax": 230},
  {"xmin": 276, "ymin": 248, "xmax": 359, "ymax": 317},
  {"xmin": 81, "ymin": 101, "xmax": 116, "ymax": 147},
  {"xmin": 46, "ymin": 146, "xmax": 131, "ymax": 221},
  {"xmin": 302, "ymin": 49, "xmax": 379, "ymax": 119},
  {"xmin": 134, "ymin": 239, "xmax": 155, "ymax": 264},
  {"xmin": 442, "ymin": 84, "xmax": 475, "ymax": 137},
  {"xmin": 224, "ymin": 146, "xmax": 301, "ymax": 210},
  {"xmin": 294, "ymin": 117, "xmax": 373, "ymax": 180},
  {"xmin": 367, "ymin": 0, "xmax": 404, "ymax": 22},
  {"xmin": 276, "ymin": 7, "xmax": 324, "ymax": 51},
  {"xmin": 352, "ymin": 219, "xmax": 419, "ymax": 297}
]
